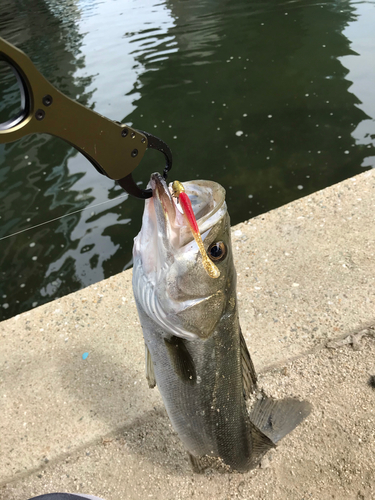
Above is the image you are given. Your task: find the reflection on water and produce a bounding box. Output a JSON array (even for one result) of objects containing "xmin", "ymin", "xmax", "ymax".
[
  {"xmin": 342, "ymin": 1, "xmax": 375, "ymax": 165},
  {"xmin": 0, "ymin": 0, "xmax": 374, "ymax": 320}
]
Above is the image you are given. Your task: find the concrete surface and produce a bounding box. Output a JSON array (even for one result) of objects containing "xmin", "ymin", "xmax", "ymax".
[
  {"xmin": 2, "ymin": 336, "xmax": 374, "ymax": 500},
  {"xmin": 1, "ymin": 169, "xmax": 374, "ymax": 498}
]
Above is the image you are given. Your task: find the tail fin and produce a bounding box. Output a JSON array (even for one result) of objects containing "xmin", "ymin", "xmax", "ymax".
[{"xmin": 249, "ymin": 395, "xmax": 312, "ymax": 444}]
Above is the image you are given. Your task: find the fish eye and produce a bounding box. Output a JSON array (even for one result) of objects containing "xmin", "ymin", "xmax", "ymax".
[{"xmin": 208, "ymin": 241, "xmax": 226, "ymax": 262}]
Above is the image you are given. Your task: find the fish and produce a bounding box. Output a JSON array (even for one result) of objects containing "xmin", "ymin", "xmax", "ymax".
[{"xmin": 132, "ymin": 172, "xmax": 311, "ymax": 472}]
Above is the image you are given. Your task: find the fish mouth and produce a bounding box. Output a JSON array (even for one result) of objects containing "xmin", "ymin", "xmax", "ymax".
[
  {"xmin": 150, "ymin": 173, "xmax": 182, "ymax": 231},
  {"xmin": 149, "ymin": 172, "xmax": 226, "ymax": 248}
]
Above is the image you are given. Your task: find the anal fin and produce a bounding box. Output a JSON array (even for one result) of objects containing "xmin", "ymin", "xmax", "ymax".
[
  {"xmin": 188, "ymin": 453, "xmax": 206, "ymax": 474},
  {"xmin": 145, "ymin": 344, "xmax": 156, "ymax": 389},
  {"xmin": 240, "ymin": 329, "xmax": 257, "ymax": 399},
  {"xmin": 249, "ymin": 395, "xmax": 312, "ymax": 444}
]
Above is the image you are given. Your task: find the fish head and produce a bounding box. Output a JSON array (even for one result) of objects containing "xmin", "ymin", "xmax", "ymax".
[{"xmin": 133, "ymin": 173, "xmax": 237, "ymax": 340}]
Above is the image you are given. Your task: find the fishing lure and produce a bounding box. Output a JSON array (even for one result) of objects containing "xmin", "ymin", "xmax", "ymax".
[{"xmin": 172, "ymin": 180, "xmax": 220, "ymax": 279}]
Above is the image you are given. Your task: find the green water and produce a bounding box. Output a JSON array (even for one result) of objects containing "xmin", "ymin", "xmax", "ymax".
[{"xmin": 0, "ymin": 0, "xmax": 374, "ymax": 320}]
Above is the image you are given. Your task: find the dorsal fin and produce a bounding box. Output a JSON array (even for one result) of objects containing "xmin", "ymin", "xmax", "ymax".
[
  {"xmin": 249, "ymin": 395, "xmax": 312, "ymax": 444},
  {"xmin": 248, "ymin": 420, "xmax": 276, "ymax": 467},
  {"xmin": 164, "ymin": 336, "xmax": 196, "ymax": 384},
  {"xmin": 240, "ymin": 329, "xmax": 257, "ymax": 399}
]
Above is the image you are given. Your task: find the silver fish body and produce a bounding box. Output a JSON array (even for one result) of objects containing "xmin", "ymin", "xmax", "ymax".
[{"xmin": 132, "ymin": 173, "xmax": 311, "ymax": 472}]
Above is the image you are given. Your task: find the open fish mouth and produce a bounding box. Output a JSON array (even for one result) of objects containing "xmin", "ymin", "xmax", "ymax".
[
  {"xmin": 149, "ymin": 172, "xmax": 227, "ymax": 249},
  {"xmin": 150, "ymin": 173, "xmax": 184, "ymax": 237}
]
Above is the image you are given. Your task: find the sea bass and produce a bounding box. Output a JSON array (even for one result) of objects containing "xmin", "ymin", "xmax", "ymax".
[{"xmin": 132, "ymin": 173, "xmax": 311, "ymax": 472}]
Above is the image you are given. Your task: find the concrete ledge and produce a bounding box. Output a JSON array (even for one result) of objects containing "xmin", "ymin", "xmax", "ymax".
[{"xmin": 1, "ymin": 169, "xmax": 374, "ymax": 487}]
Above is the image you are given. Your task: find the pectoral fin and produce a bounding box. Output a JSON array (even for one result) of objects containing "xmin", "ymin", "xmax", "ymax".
[
  {"xmin": 164, "ymin": 336, "xmax": 196, "ymax": 384},
  {"xmin": 240, "ymin": 329, "xmax": 257, "ymax": 399},
  {"xmin": 249, "ymin": 395, "xmax": 312, "ymax": 444},
  {"xmin": 145, "ymin": 344, "xmax": 156, "ymax": 389}
]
